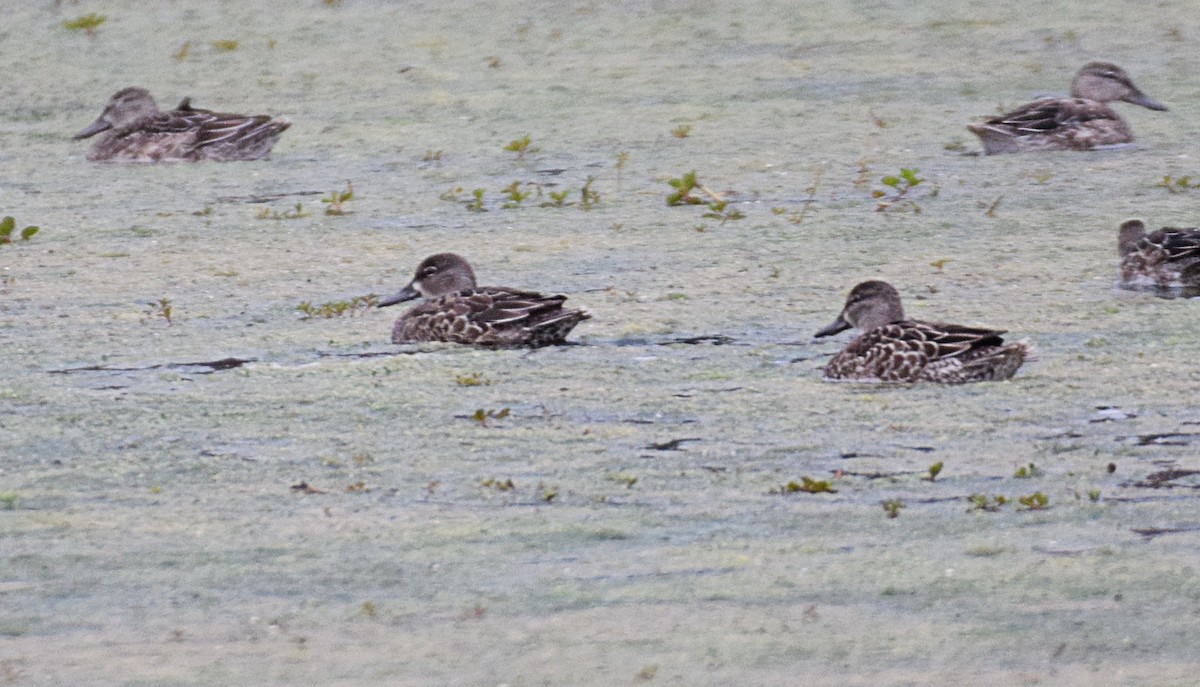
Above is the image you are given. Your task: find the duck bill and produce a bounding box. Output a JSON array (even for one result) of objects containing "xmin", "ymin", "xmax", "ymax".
[
  {"xmin": 1124, "ymin": 89, "xmax": 1168, "ymax": 111},
  {"xmin": 73, "ymin": 117, "xmax": 112, "ymax": 140},
  {"xmin": 814, "ymin": 313, "xmax": 851, "ymax": 338},
  {"xmin": 377, "ymin": 283, "xmax": 421, "ymax": 308}
]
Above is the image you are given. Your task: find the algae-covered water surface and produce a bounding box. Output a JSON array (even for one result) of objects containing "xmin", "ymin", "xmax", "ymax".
[{"xmin": 3, "ymin": 1, "xmax": 1200, "ymax": 684}]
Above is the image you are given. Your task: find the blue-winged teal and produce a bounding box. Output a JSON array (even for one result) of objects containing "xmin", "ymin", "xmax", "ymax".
[
  {"xmin": 74, "ymin": 87, "xmax": 290, "ymax": 162},
  {"xmin": 1118, "ymin": 219, "xmax": 1200, "ymax": 295},
  {"xmin": 377, "ymin": 253, "xmax": 591, "ymax": 348},
  {"xmin": 968, "ymin": 62, "xmax": 1167, "ymax": 154},
  {"xmin": 814, "ymin": 281, "xmax": 1033, "ymax": 383}
]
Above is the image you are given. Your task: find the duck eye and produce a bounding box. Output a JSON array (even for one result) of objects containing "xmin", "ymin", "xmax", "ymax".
[{"xmin": 421, "ymin": 266, "xmax": 438, "ymax": 276}]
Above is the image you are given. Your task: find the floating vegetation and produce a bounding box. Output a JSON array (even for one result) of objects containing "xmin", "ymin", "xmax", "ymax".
[
  {"xmin": 144, "ymin": 297, "xmax": 174, "ymax": 326},
  {"xmin": 667, "ymin": 170, "xmax": 704, "ymax": 206},
  {"xmin": 783, "ymin": 165, "xmax": 823, "ymax": 225},
  {"xmin": 0, "ymin": 216, "xmax": 39, "ymax": 247},
  {"xmin": 0, "ymin": 493, "xmax": 19, "ymax": 510},
  {"xmin": 853, "ymin": 158, "xmax": 872, "ymax": 188},
  {"xmin": 882, "ymin": 498, "xmax": 905, "ymax": 518},
  {"xmin": 443, "ymin": 178, "xmax": 597, "ymax": 212},
  {"xmin": 1017, "ymin": 492, "xmax": 1049, "ymax": 511},
  {"xmin": 422, "ymin": 149, "xmax": 443, "ymax": 162},
  {"xmin": 539, "ymin": 482, "xmax": 558, "ymax": 502},
  {"xmin": 943, "ymin": 137, "xmax": 968, "ymax": 152},
  {"xmin": 873, "ymin": 167, "xmax": 925, "ymax": 213},
  {"xmin": 481, "ymin": 477, "xmax": 515, "ymax": 491},
  {"xmin": 455, "ymin": 372, "xmax": 489, "ymax": 387},
  {"xmin": 296, "ymin": 294, "xmax": 378, "ymax": 319},
  {"xmin": 501, "ymin": 181, "xmax": 539, "ymax": 208},
  {"xmin": 614, "ymin": 151, "xmax": 629, "ymax": 189},
  {"xmin": 608, "ymin": 473, "xmax": 638, "ymax": 488},
  {"xmin": 503, "ymin": 135, "xmax": 536, "ymax": 159},
  {"xmin": 471, "ymin": 407, "xmax": 510, "ymax": 427},
  {"xmin": 439, "ymin": 186, "xmax": 464, "ymax": 202},
  {"xmin": 671, "ymin": 124, "xmax": 693, "ymax": 139},
  {"xmin": 1155, "ymin": 175, "xmax": 1200, "ymax": 194},
  {"xmin": 322, "ymin": 181, "xmax": 354, "ymax": 216},
  {"xmin": 1013, "ymin": 462, "xmax": 1042, "ymax": 479},
  {"xmin": 467, "ymin": 188, "xmax": 487, "ymax": 212},
  {"xmin": 212, "ymin": 39, "xmax": 239, "ymax": 52},
  {"xmin": 579, "ymin": 175, "xmax": 600, "ymax": 210},
  {"xmin": 172, "ymin": 41, "xmax": 191, "ymax": 62},
  {"xmin": 774, "ymin": 477, "xmax": 837, "ymax": 494},
  {"xmin": 982, "ymin": 195, "xmax": 1003, "ymax": 218},
  {"xmin": 924, "ymin": 461, "xmax": 944, "ymax": 482},
  {"xmin": 543, "ymin": 189, "xmax": 572, "ymax": 207},
  {"xmin": 256, "ymin": 203, "xmax": 309, "ymax": 220},
  {"xmin": 62, "ymin": 13, "xmax": 106, "ymax": 36},
  {"xmin": 967, "ymin": 494, "xmax": 1008, "ymax": 512},
  {"xmin": 701, "ymin": 200, "xmax": 745, "ymax": 224}
]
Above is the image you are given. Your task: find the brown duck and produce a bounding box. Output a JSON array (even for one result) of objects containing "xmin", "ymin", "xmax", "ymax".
[
  {"xmin": 814, "ymin": 281, "xmax": 1033, "ymax": 383},
  {"xmin": 968, "ymin": 62, "xmax": 1167, "ymax": 154},
  {"xmin": 74, "ymin": 87, "xmax": 290, "ymax": 162},
  {"xmin": 1118, "ymin": 219, "xmax": 1200, "ymax": 296},
  {"xmin": 377, "ymin": 253, "xmax": 591, "ymax": 348}
]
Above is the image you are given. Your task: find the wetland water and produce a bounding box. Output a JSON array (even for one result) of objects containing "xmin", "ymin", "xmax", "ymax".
[{"xmin": 2, "ymin": 1, "xmax": 1200, "ymax": 684}]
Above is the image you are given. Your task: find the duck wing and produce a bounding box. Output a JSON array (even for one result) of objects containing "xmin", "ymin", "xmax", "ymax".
[
  {"xmin": 399, "ymin": 287, "xmax": 589, "ymax": 347},
  {"xmin": 985, "ymin": 97, "xmax": 1118, "ymax": 133},
  {"xmin": 1148, "ymin": 227, "xmax": 1200, "ymax": 261}
]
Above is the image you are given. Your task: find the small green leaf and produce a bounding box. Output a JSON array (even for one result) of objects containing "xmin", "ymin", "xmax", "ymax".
[
  {"xmin": 0, "ymin": 217, "xmax": 13, "ymax": 236},
  {"xmin": 881, "ymin": 176, "xmax": 900, "ymax": 187},
  {"xmin": 20, "ymin": 226, "xmax": 38, "ymax": 240}
]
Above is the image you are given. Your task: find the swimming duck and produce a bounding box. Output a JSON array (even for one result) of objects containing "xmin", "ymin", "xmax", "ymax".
[
  {"xmin": 968, "ymin": 62, "xmax": 1167, "ymax": 154},
  {"xmin": 377, "ymin": 253, "xmax": 591, "ymax": 348},
  {"xmin": 814, "ymin": 280, "xmax": 1033, "ymax": 383},
  {"xmin": 74, "ymin": 87, "xmax": 290, "ymax": 161},
  {"xmin": 1118, "ymin": 219, "xmax": 1200, "ymax": 295}
]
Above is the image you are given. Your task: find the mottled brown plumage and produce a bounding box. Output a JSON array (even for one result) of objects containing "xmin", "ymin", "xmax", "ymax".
[
  {"xmin": 1118, "ymin": 219, "xmax": 1200, "ymax": 296},
  {"xmin": 377, "ymin": 253, "xmax": 590, "ymax": 348},
  {"xmin": 968, "ymin": 62, "xmax": 1167, "ymax": 154},
  {"xmin": 74, "ymin": 87, "xmax": 290, "ymax": 162},
  {"xmin": 814, "ymin": 281, "xmax": 1032, "ymax": 384}
]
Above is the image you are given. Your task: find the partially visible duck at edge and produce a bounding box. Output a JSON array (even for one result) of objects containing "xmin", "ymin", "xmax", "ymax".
[
  {"xmin": 814, "ymin": 280, "xmax": 1033, "ymax": 384},
  {"xmin": 968, "ymin": 61, "xmax": 1167, "ymax": 154},
  {"xmin": 1118, "ymin": 219, "xmax": 1200, "ymax": 297},
  {"xmin": 74, "ymin": 87, "xmax": 290, "ymax": 162},
  {"xmin": 377, "ymin": 253, "xmax": 591, "ymax": 348}
]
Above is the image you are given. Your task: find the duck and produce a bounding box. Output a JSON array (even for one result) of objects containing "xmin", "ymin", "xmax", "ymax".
[
  {"xmin": 376, "ymin": 253, "xmax": 591, "ymax": 348},
  {"xmin": 814, "ymin": 280, "xmax": 1033, "ymax": 383},
  {"xmin": 1118, "ymin": 219, "xmax": 1200, "ymax": 295},
  {"xmin": 74, "ymin": 87, "xmax": 290, "ymax": 162},
  {"xmin": 968, "ymin": 62, "xmax": 1167, "ymax": 154}
]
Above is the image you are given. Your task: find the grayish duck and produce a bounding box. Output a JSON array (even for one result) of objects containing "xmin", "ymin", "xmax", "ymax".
[
  {"xmin": 1118, "ymin": 219, "xmax": 1200, "ymax": 296},
  {"xmin": 814, "ymin": 281, "xmax": 1033, "ymax": 383},
  {"xmin": 377, "ymin": 253, "xmax": 591, "ymax": 348},
  {"xmin": 968, "ymin": 62, "xmax": 1167, "ymax": 154},
  {"xmin": 75, "ymin": 87, "xmax": 290, "ymax": 162}
]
